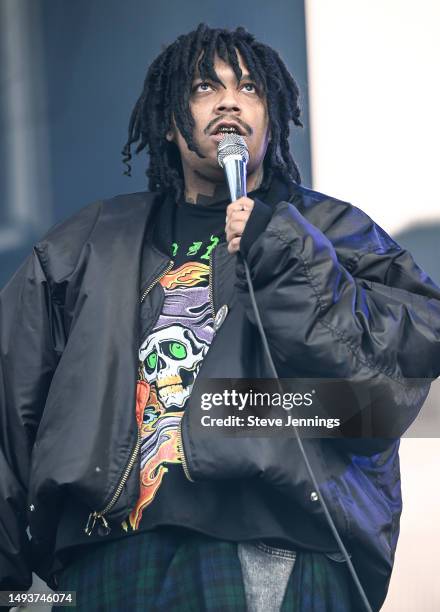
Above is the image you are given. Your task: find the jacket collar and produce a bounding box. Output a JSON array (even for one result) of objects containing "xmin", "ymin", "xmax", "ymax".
[
  {"xmin": 146, "ymin": 172, "xmax": 298, "ymax": 256},
  {"xmin": 139, "ymin": 191, "xmax": 171, "ymax": 298},
  {"xmin": 139, "ymin": 173, "xmax": 298, "ymax": 300}
]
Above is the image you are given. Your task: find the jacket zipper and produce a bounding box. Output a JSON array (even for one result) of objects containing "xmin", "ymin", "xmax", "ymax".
[
  {"xmin": 176, "ymin": 413, "xmax": 195, "ymax": 482},
  {"xmin": 208, "ymin": 245, "xmax": 216, "ymax": 321},
  {"xmin": 139, "ymin": 260, "xmax": 174, "ymax": 303},
  {"xmin": 85, "ymin": 259, "xmax": 174, "ymax": 536},
  {"xmin": 175, "ymin": 247, "xmax": 217, "ymax": 483},
  {"xmin": 84, "ymin": 425, "xmax": 142, "ymax": 536}
]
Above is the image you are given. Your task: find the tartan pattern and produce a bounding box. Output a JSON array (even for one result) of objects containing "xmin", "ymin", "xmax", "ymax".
[
  {"xmin": 52, "ymin": 528, "xmax": 358, "ymax": 611},
  {"xmin": 52, "ymin": 528, "xmax": 247, "ymax": 612},
  {"xmin": 280, "ymin": 551, "xmax": 357, "ymax": 612}
]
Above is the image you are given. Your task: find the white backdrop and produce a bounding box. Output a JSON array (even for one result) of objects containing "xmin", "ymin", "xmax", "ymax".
[
  {"xmin": 305, "ymin": 2, "xmax": 440, "ymax": 610},
  {"xmin": 305, "ymin": 0, "xmax": 440, "ymax": 235}
]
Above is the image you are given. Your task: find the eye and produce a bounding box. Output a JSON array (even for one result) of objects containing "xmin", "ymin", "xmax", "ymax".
[
  {"xmin": 242, "ymin": 82, "xmax": 258, "ymax": 93},
  {"xmin": 193, "ymin": 81, "xmax": 213, "ymax": 93},
  {"xmin": 145, "ymin": 350, "xmax": 158, "ymax": 372},
  {"xmin": 163, "ymin": 341, "xmax": 187, "ymax": 360}
]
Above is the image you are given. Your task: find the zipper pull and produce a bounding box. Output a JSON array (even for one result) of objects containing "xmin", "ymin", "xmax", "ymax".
[
  {"xmin": 85, "ymin": 511, "xmax": 97, "ymax": 535},
  {"xmin": 85, "ymin": 511, "xmax": 112, "ymax": 536},
  {"xmin": 97, "ymin": 514, "xmax": 111, "ymax": 536}
]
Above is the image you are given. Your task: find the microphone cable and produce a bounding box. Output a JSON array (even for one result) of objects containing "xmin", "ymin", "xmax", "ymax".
[
  {"xmin": 218, "ymin": 132, "xmax": 373, "ymax": 611},
  {"xmin": 239, "ymin": 251, "xmax": 373, "ymax": 612}
]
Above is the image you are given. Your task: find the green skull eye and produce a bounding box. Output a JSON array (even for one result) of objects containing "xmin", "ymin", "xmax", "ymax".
[
  {"xmin": 165, "ymin": 341, "xmax": 187, "ymax": 360},
  {"xmin": 145, "ymin": 350, "xmax": 158, "ymax": 370}
]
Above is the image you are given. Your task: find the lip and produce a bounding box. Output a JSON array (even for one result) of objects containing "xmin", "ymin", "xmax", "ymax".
[{"xmin": 210, "ymin": 121, "xmax": 247, "ymax": 138}]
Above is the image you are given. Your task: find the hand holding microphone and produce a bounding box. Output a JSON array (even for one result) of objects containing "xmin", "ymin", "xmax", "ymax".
[
  {"xmin": 217, "ymin": 133, "xmax": 253, "ymax": 254},
  {"xmin": 224, "ymin": 197, "xmax": 254, "ymax": 254}
]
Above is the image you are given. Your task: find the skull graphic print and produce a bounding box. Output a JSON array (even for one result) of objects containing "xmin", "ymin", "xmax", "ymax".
[
  {"xmin": 122, "ymin": 261, "xmax": 215, "ymax": 531},
  {"xmin": 140, "ymin": 324, "xmax": 208, "ymax": 408}
]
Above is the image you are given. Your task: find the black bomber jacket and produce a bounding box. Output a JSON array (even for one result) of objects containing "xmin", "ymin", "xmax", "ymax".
[{"xmin": 1, "ymin": 178, "xmax": 440, "ymax": 611}]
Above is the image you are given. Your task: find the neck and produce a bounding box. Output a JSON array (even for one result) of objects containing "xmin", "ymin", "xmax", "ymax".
[{"xmin": 184, "ymin": 166, "xmax": 265, "ymax": 205}]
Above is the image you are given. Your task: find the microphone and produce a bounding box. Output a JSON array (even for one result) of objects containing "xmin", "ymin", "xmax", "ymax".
[
  {"xmin": 216, "ymin": 129, "xmax": 374, "ymax": 612},
  {"xmin": 217, "ymin": 133, "xmax": 249, "ymax": 201}
]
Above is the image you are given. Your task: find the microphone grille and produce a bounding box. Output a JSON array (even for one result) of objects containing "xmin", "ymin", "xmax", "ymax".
[{"xmin": 217, "ymin": 133, "xmax": 249, "ymax": 168}]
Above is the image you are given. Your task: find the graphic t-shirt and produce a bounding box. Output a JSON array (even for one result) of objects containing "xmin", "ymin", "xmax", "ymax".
[
  {"xmin": 121, "ymin": 194, "xmax": 230, "ymax": 532},
  {"xmin": 54, "ymin": 175, "xmax": 337, "ymax": 561}
]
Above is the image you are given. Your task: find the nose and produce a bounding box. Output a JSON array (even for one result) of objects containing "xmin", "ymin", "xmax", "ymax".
[{"xmin": 215, "ymin": 88, "xmax": 241, "ymax": 114}]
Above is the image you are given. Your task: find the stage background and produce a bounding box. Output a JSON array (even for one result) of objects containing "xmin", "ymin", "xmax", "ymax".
[
  {"xmin": 305, "ymin": 2, "xmax": 440, "ymax": 610},
  {"xmin": 0, "ymin": 0, "xmax": 311, "ymax": 286}
]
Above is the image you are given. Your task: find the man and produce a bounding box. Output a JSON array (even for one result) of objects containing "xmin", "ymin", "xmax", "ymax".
[{"xmin": 1, "ymin": 23, "xmax": 440, "ymax": 612}]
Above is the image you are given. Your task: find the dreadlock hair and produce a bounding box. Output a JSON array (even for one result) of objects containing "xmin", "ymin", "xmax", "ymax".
[{"xmin": 121, "ymin": 23, "xmax": 303, "ymax": 202}]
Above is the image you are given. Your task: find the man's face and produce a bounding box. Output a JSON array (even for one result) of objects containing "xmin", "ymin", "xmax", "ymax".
[{"xmin": 166, "ymin": 50, "xmax": 271, "ymax": 193}]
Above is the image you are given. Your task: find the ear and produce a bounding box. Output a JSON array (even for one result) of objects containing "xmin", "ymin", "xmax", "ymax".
[
  {"xmin": 265, "ymin": 123, "xmax": 272, "ymax": 144},
  {"xmin": 166, "ymin": 116, "xmax": 178, "ymax": 142}
]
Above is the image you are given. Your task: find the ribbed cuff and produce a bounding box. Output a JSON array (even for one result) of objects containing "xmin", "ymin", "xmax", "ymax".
[{"xmin": 240, "ymin": 198, "xmax": 273, "ymax": 259}]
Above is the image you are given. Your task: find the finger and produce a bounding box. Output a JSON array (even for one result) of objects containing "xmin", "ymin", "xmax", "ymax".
[
  {"xmin": 227, "ymin": 210, "xmax": 250, "ymax": 224},
  {"xmin": 227, "ymin": 199, "xmax": 253, "ymax": 215},
  {"xmin": 235, "ymin": 203, "xmax": 248, "ymax": 213},
  {"xmin": 226, "ymin": 220, "xmax": 246, "ymax": 240},
  {"xmin": 226, "ymin": 225, "xmax": 243, "ymax": 243},
  {"xmin": 225, "ymin": 211, "xmax": 248, "ymax": 232},
  {"xmin": 226, "ymin": 229, "xmax": 242, "ymax": 243},
  {"xmin": 228, "ymin": 237, "xmax": 241, "ymax": 254},
  {"xmin": 234, "ymin": 197, "xmax": 253, "ymax": 210},
  {"xmin": 225, "ymin": 207, "xmax": 244, "ymax": 220},
  {"xmin": 229, "ymin": 220, "xmax": 245, "ymax": 234}
]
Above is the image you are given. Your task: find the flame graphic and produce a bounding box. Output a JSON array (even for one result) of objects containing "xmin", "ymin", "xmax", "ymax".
[{"xmin": 160, "ymin": 262, "xmax": 209, "ymax": 290}]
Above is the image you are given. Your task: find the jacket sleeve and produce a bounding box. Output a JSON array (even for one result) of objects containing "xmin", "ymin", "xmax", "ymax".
[
  {"xmin": 0, "ymin": 246, "xmax": 63, "ymax": 591},
  {"xmin": 236, "ymin": 199, "xmax": 440, "ymax": 450}
]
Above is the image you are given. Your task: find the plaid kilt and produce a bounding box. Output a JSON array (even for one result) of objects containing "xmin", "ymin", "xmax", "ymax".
[{"xmin": 52, "ymin": 527, "xmax": 359, "ymax": 611}]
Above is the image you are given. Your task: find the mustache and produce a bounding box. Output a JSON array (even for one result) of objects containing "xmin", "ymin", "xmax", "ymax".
[{"xmin": 204, "ymin": 117, "xmax": 252, "ymax": 136}]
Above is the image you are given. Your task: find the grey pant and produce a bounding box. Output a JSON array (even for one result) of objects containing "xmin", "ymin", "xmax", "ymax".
[{"xmin": 238, "ymin": 541, "xmax": 297, "ymax": 612}]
